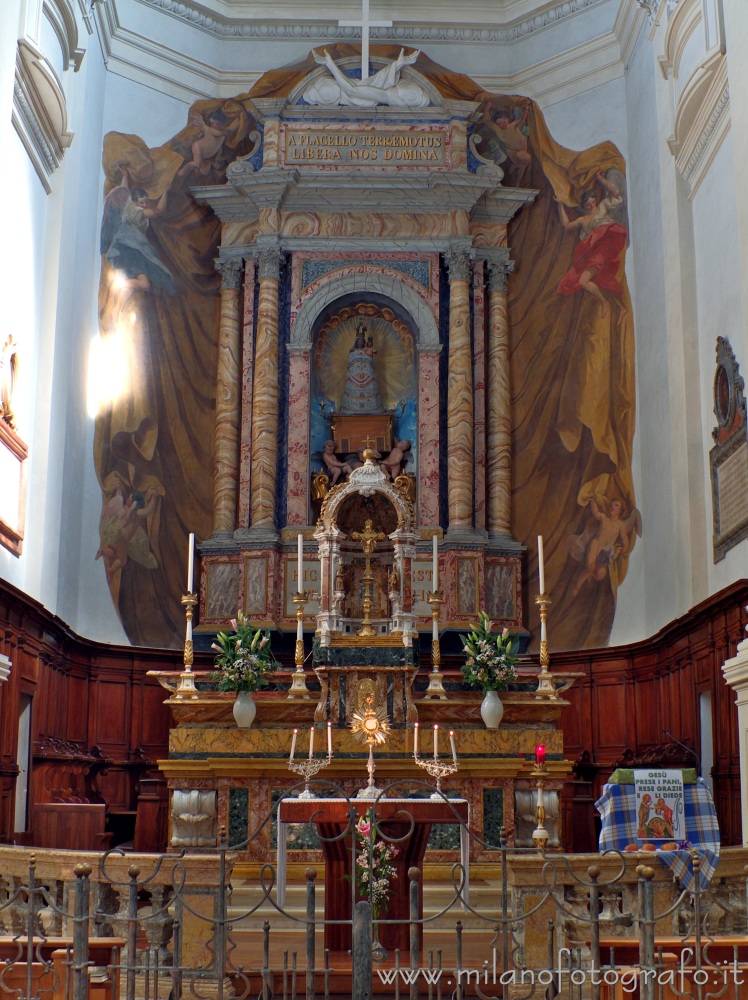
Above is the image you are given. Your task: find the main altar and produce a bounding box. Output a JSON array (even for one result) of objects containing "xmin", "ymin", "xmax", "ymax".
[{"xmin": 144, "ymin": 45, "xmax": 583, "ymax": 955}]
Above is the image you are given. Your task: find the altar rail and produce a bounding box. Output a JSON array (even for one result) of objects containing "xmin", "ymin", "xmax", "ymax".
[{"xmin": 1, "ymin": 815, "xmax": 748, "ymax": 1000}]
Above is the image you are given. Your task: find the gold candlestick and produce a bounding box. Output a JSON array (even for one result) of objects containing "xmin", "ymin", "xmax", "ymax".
[
  {"xmin": 423, "ymin": 590, "xmax": 447, "ymax": 699},
  {"xmin": 530, "ymin": 758, "xmax": 549, "ymax": 852},
  {"xmin": 534, "ymin": 593, "xmax": 557, "ymax": 700},
  {"xmin": 174, "ymin": 593, "xmax": 199, "ymax": 700},
  {"xmin": 288, "ymin": 591, "xmax": 312, "ymax": 699}
]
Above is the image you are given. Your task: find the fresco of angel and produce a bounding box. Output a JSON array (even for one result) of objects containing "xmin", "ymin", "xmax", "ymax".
[
  {"xmin": 555, "ymin": 169, "xmax": 628, "ymax": 321},
  {"xmin": 567, "ymin": 496, "xmax": 642, "ymax": 597},
  {"xmin": 100, "ymin": 163, "xmax": 175, "ymax": 302}
]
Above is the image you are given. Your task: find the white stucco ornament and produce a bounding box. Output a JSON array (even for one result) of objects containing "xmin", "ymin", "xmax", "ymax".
[{"xmin": 303, "ymin": 48, "xmax": 430, "ymax": 108}]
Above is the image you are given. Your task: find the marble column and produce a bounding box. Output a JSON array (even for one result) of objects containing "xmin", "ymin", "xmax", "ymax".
[
  {"xmin": 486, "ymin": 259, "xmax": 514, "ymax": 538},
  {"xmin": 251, "ymin": 247, "xmax": 284, "ymax": 531},
  {"xmin": 472, "ymin": 259, "xmax": 487, "ymax": 534},
  {"xmin": 444, "ymin": 248, "xmax": 474, "ymax": 531},
  {"xmin": 237, "ymin": 258, "xmax": 256, "ymax": 532},
  {"xmin": 212, "ymin": 258, "xmax": 244, "ymax": 537},
  {"xmin": 417, "ymin": 346, "xmax": 441, "ymax": 528}
]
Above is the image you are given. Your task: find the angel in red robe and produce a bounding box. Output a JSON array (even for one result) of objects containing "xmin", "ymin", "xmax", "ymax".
[{"xmin": 555, "ymin": 170, "xmax": 628, "ymax": 319}]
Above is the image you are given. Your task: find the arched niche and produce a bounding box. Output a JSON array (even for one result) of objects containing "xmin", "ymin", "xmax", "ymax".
[{"xmin": 314, "ymin": 461, "xmax": 418, "ymax": 645}]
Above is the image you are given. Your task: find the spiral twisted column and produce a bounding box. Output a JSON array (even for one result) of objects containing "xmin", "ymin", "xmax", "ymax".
[
  {"xmin": 212, "ymin": 257, "xmax": 244, "ymax": 536},
  {"xmin": 251, "ymin": 246, "xmax": 284, "ymax": 529},
  {"xmin": 444, "ymin": 248, "xmax": 474, "ymax": 530},
  {"xmin": 486, "ymin": 259, "xmax": 515, "ymax": 537}
]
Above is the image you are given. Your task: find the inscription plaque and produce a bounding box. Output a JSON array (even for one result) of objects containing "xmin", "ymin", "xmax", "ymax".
[{"xmin": 281, "ymin": 124, "xmax": 449, "ymax": 168}]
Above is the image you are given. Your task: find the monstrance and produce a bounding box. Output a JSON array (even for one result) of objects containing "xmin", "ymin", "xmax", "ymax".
[{"xmin": 350, "ymin": 695, "xmax": 391, "ymax": 799}]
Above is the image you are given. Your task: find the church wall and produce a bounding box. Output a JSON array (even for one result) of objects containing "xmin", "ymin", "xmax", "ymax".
[
  {"xmin": 690, "ymin": 133, "xmax": 748, "ymax": 594},
  {"xmin": 610, "ymin": 19, "xmax": 663, "ymax": 643}
]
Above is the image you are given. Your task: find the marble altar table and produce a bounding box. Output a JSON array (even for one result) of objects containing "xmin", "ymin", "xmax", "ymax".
[{"xmin": 277, "ymin": 797, "xmax": 469, "ymax": 953}]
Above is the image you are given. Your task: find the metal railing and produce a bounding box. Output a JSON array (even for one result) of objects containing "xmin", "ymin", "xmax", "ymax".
[{"xmin": 0, "ymin": 781, "xmax": 745, "ymax": 1000}]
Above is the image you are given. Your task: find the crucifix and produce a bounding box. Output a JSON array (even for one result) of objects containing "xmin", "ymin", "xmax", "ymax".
[{"xmin": 338, "ymin": 0, "xmax": 392, "ymax": 81}]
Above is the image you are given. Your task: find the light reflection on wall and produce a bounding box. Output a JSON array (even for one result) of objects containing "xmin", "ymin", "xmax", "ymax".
[{"xmin": 87, "ymin": 324, "xmax": 130, "ymax": 418}]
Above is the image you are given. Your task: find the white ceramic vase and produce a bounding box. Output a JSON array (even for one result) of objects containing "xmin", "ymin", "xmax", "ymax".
[
  {"xmin": 480, "ymin": 689, "xmax": 504, "ymax": 729},
  {"xmin": 233, "ymin": 690, "xmax": 257, "ymax": 729}
]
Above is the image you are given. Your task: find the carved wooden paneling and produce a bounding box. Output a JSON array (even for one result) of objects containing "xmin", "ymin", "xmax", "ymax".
[{"xmin": 0, "ymin": 576, "xmax": 746, "ymax": 847}]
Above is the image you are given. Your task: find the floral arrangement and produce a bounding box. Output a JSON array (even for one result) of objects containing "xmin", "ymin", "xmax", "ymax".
[
  {"xmin": 352, "ymin": 810, "xmax": 399, "ymax": 918},
  {"xmin": 460, "ymin": 611, "xmax": 520, "ymax": 692},
  {"xmin": 211, "ymin": 611, "xmax": 276, "ymax": 693}
]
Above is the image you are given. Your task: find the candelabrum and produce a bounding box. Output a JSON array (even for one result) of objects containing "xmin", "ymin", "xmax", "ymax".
[
  {"xmin": 423, "ymin": 591, "xmax": 447, "ymax": 699},
  {"xmin": 534, "ymin": 593, "xmax": 557, "ymax": 700},
  {"xmin": 288, "ymin": 591, "xmax": 312, "ymax": 699},
  {"xmin": 531, "ymin": 759, "xmax": 549, "ymax": 852},
  {"xmin": 288, "ymin": 728, "xmax": 333, "ymax": 800},
  {"xmin": 413, "ymin": 725, "xmax": 459, "ymax": 800},
  {"xmin": 174, "ymin": 593, "xmax": 199, "ymax": 700}
]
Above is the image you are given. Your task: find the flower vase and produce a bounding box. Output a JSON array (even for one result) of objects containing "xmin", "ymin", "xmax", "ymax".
[
  {"xmin": 480, "ymin": 689, "xmax": 504, "ymax": 729},
  {"xmin": 233, "ymin": 690, "xmax": 256, "ymax": 729}
]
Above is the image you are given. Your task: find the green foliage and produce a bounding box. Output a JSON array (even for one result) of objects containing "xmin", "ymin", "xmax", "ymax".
[
  {"xmin": 460, "ymin": 611, "xmax": 519, "ymax": 692},
  {"xmin": 211, "ymin": 611, "xmax": 276, "ymax": 693}
]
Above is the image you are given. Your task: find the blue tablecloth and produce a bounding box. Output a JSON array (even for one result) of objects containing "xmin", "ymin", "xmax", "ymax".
[{"xmin": 595, "ymin": 778, "xmax": 720, "ymax": 891}]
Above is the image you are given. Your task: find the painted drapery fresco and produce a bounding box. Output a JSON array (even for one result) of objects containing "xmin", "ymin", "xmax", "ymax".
[{"xmin": 94, "ymin": 44, "xmax": 638, "ymax": 650}]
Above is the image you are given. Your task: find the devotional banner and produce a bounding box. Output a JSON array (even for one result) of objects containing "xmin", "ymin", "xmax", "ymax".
[{"xmin": 634, "ymin": 769, "xmax": 685, "ymax": 841}]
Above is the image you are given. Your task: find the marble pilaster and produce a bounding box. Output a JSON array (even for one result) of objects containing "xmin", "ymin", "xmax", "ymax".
[
  {"xmin": 250, "ymin": 246, "xmax": 284, "ymax": 531},
  {"xmin": 444, "ymin": 247, "xmax": 474, "ymax": 530},
  {"xmin": 285, "ymin": 343, "xmax": 312, "ymax": 526},
  {"xmin": 417, "ymin": 346, "xmax": 441, "ymax": 527},
  {"xmin": 486, "ymin": 259, "xmax": 514, "ymax": 537},
  {"xmin": 212, "ymin": 258, "xmax": 244, "ymax": 536}
]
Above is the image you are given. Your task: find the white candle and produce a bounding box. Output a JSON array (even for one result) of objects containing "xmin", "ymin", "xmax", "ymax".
[
  {"xmin": 297, "ymin": 534, "xmax": 304, "ymax": 593},
  {"xmin": 413, "ymin": 722, "xmax": 419, "ymax": 758},
  {"xmin": 433, "ymin": 724, "xmax": 438, "ymax": 761},
  {"xmin": 290, "ymin": 729, "xmax": 298, "ymax": 761},
  {"xmin": 187, "ymin": 532, "xmax": 195, "ymax": 592},
  {"xmin": 450, "ymin": 730, "xmax": 457, "ymax": 763},
  {"xmin": 308, "ymin": 725, "xmax": 314, "ymax": 759},
  {"xmin": 327, "ymin": 721, "xmax": 332, "ymax": 757},
  {"xmin": 432, "ymin": 535, "xmax": 438, "ymax": 591},
  {"xmin": 537, "ymin": 535, "xmax": 545, "ymax": 595}
]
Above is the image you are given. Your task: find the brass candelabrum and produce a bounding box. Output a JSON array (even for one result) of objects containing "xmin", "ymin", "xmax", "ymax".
[
  {"xmin": 531, "ymin": 758, "xmax": 549, "ymax": 852},
  {"xmin": 423, "ymin": 590, "xmax": 447, "ymax": 699},
  {"xmin": 288, "ymin": 726, "xmax": 334, "ymax": 800},
  {"xmin": 288, "ymin": 591, "xmax": 312, "ymax": 699},
  {"xmin": 413, "ymin": 724, "xmax": 459, "ymax": 799},
  {"xmin": 174, "ymin": 592, "xmax": 199, "ymax": 700},
  {"xmin": 534, "ymin": 593, "xmax": 557, "ymax": 700}
]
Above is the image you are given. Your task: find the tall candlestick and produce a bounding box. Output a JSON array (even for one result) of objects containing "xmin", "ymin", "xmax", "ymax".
[
  {"xmin": 449, "ymin": 730, "xmax": 457, "ymax": 763},
  {"xmin": 327, "ymin": 721, "xmax": 332, "ymax": 757},
  {"xmin": 290, "ymin": 729, "xmax": 298, "ymax": 762},
  {"xmin": 433, "ymin": 724, "xmax": 438, "ymax": 761},
  {"xmin": 297, "ymin": 534, "xmax": 304, "ymax": 593},
  {"xmin": 432, "ymin": 535, "xmax": 438, "ymax": 591},
  {"xmin": 413, "ymin": 721, "xmax": 419, "ymax": 757},
  {"xmin": 308, "ymin": 725, "xmax": 314, "ymax": 759},
  {"xmin": 537, "ymin": 535, "xmax": 545, "ymax": 595},
  {"xmin": 187, "ymin": 532, "xmax": 195, "ymax": 592}
]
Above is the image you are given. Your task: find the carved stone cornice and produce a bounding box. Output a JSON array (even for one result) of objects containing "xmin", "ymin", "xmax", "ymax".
[
  {"xmin": 138, "ymin": 0, "xmax": 610, "ymax": 44},
  {"xmin": 443, "ymin": 247, "xmax": 474, "ymax": 283},
  {"xmin": 215, "ymin": 257, "xmax": 244, "ymax": 290}
]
